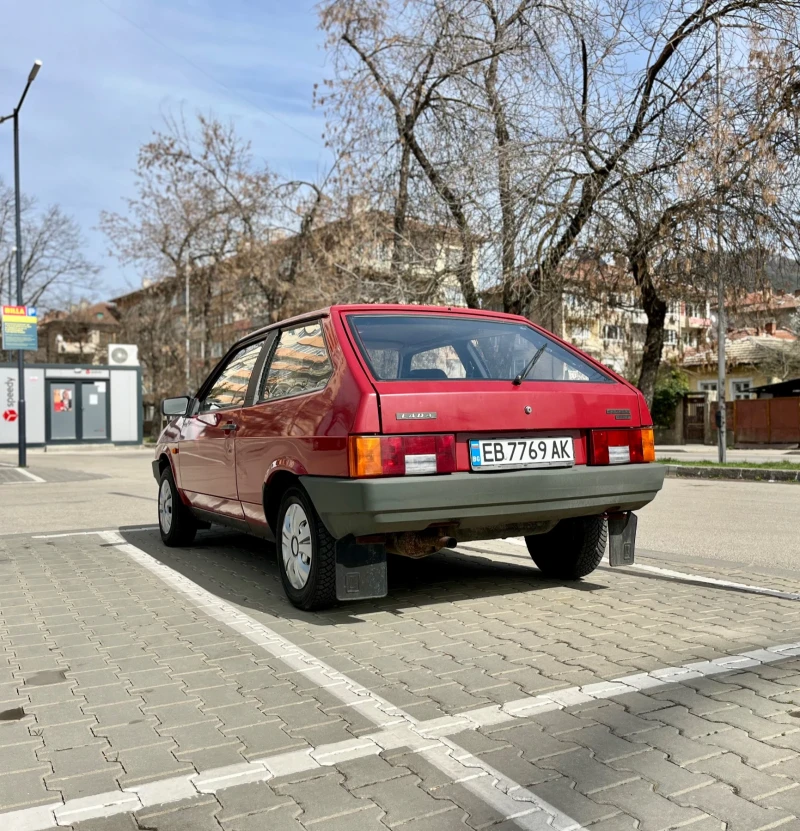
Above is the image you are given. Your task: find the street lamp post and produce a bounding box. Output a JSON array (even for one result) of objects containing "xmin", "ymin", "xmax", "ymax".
[
  {"xmin": 714, "ymin": 20, "xmax": 727, "ymax": 463},
  {"xmin": 0, "ymin": 59, "xmax": 42, "ymax": 468},
  {"xmin": 6, "ymin": 247, "xmax": 15, "ymax": 307}
]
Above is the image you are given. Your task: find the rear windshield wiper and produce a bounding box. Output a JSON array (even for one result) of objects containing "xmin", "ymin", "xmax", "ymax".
[{"xmin": 512, "ymin": 343, "xmax": 547, "ymax": 386}]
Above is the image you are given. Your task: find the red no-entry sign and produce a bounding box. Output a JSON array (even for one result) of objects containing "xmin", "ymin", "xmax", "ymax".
[{"xmin": 2, "ymin": 409, "xmax": 17, "ymax": 423}]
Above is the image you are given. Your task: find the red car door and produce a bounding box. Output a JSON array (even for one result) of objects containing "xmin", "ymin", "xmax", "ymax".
[
  {"xmin": 179, "ymin": 340, "xmax": 265, "ymax": 518},
  {"xmin": 235, "ymin": 319, "xmax": 347, "ymax": 534}
]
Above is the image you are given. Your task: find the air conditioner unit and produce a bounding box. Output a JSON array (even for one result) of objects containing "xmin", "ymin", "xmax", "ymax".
[{"xmin": 108, "ymin": 344, "xmax": 139, "ymax": 366}]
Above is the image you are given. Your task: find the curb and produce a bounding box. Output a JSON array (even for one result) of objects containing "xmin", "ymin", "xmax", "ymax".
[{"xmin": 664, "ymin": 465, "xmax": 800, "ymax": 483}]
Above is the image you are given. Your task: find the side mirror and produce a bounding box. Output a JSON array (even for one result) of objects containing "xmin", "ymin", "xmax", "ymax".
[{"xmin": 162, "ymin": 396, "xmax": 191, "ymax": 417}]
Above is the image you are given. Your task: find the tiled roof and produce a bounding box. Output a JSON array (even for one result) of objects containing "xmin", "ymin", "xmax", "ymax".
[
  {"xmin": 729, "ymin": 291, "xmax": 800, "ymax": 313},
  {"xmin": 682, "ymin": 333, "xmax": 797, "ymax": 367}
]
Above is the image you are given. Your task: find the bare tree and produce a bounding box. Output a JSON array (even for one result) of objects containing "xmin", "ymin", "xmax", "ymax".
[
  {"xmin": 100, "ymin": 112, "xmax": 280, "ymax": 386},
  {"xmin": 320, "ymin": 0, "xmax": 800, "ymax": 339},
  {"xmin": 0, "ymin": 178, "xmax": 98, "ymax": 311},
  {"xmin": 584, "ymin": 21, "xmax": 800, "ymax": 405},
  {"xmin": 117, "ymin": 284, "xmax": 185, "ymax": 439}
]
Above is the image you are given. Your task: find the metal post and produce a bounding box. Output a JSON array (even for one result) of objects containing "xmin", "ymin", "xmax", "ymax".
[
  {"xmin": 185, "ymin": 269, "xmax": 190, "ymax": 388},
  {"xmin": 13, "ymin": 110, "xmax": 26, "ymax": 468},
  {"xmin": 1, "ymin": 61, "xmax": 40, "ymax": 467},
  {"xmin": 715, "ymin": 18, "xmax": 726, "ymax": 463},
  {"xmin": 7, "ymin": 249, "xmax": 14, "ymax": 307}
]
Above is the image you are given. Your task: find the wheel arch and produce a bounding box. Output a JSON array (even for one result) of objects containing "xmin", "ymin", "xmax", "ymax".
[
  {"xmin": 157, "ymin": 451, "xmax": 192, "ymax": 506},
  {"xmin": 262, "ymin": 461, "xmax": 308, "ymax": 534}
]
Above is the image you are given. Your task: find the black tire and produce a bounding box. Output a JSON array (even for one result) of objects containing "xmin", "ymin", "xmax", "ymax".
[
  {"xmin": 158, "ymin": 467, "xmax": 198, "ymax": 546},
  {"xmin": 277, "ymin": 487, "xmax": 337, "ymax": 611},
  {"xmin": 525, "ymin": 516, "xmax": 607, "ymax": 579}
]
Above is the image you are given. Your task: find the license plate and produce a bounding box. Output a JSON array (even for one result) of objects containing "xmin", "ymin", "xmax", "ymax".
[{"xmin": 469, "ymin": 437, "xmax": 574, "ymax": 471}]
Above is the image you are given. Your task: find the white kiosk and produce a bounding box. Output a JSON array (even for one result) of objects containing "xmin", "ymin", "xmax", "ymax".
[{"xmin": 0, "ymin": 363, "xmax": 142, "ymax": 447}]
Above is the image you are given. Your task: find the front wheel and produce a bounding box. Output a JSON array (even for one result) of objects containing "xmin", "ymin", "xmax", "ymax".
[
  {"xmin": 277, "ymin": 487, "xmax": 337, "ymax": 611},
  {"xmin": 525, "ymin": 516, "xmax": 607, "ymax": 579},
  {"xmin": 158, "ymin": 468, "xmax": 198, "ymax": 546}
]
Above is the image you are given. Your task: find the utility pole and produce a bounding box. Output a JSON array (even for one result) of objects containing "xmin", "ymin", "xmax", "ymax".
[
  {"xmin": 185, "ymin": 269, "xmax": 191, "ymax": 388},
  {"xmin": 0, "ymin": 60, "xmax": 42, "ymax": 468},
  {"xmin": 715, "ymin": 19, "xmax": 727, "ymax": 463},
  {"xmin": 6, "ymin": 248, "xmax": 15, "ymax": 307}
]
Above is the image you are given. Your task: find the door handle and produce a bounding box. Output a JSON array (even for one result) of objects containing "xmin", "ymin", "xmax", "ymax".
[{"xmin": 221, "ymin": 421, "xmax": 238, "ymax": 432}]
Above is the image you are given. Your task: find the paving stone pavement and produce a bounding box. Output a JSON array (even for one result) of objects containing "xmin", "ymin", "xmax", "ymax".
[{"xmin": 0, "ymin": 527, "xmax": 799, "ymax": 830}]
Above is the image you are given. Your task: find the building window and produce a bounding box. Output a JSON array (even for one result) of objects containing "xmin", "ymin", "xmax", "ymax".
[
  {"xmin": 664, "ymin": 329, "xmax": 678, "ymax": 345},
  {"xmin": 731, "ymin": 379, "xmax": 754, "ymax": 400},
  {"xmin": 699, "ymin": 380, "xmax": 718, "ymax": 401},
  {"xmin": 603, "ymin": 324, "xmax": 623, "ymax": 341},
  {"xmin": 570, "ymin": 327, "xmax": 590, "ymax": 343}
]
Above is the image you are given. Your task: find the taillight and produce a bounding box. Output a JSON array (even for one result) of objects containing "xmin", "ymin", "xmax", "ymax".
[
  {"xmin": 589, "ymin": 427, "xmax": 655, "ymax": 465},
  {"xmin": 349, "ymin": 435, "xmax": 456, "ymax": 477}
]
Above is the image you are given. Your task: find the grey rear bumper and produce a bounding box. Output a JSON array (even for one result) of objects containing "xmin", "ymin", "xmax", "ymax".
[{"xmin": 301, "ymin": 464, "xmax": 666, "ymax": 539}]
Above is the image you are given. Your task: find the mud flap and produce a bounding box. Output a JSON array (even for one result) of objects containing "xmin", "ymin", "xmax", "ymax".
[
  {"xmin": 335, "ymin": 535, "xmax": 388, "ymax": 601},
  {"xmin": 608, "ymin": 512, "xmax": 637, "ymax": 567}
]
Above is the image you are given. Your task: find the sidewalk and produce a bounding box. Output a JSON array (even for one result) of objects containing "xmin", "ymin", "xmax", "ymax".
[{"xmin": 657, "ymin": 444, "xmax": 799, "ymax": 462}]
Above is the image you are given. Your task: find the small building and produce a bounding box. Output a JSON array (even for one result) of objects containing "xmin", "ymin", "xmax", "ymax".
[
  {"xmin": 681, "ymin": 331, "xmax": 798, "ymax": 401},
  {"xmin": 0, "ymin": 363, "xmax": 142, "ymax": 447},
  {"xmin": 751, "ymin": 378, "xmax": 800, "ymax": 398},
  {"xmin": 36, "ymin": 301, "xmax": 122, "ymax": 364}
]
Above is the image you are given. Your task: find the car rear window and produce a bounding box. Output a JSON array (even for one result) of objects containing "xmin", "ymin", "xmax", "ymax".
[{"xmin": 347, "ymin": 314, "xmax": 614, "ymax": 383}]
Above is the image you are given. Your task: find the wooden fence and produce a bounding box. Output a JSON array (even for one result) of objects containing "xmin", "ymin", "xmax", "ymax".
[{"xmin": 734, "ymin": 397, "xmax": 800, "ymax": 445}]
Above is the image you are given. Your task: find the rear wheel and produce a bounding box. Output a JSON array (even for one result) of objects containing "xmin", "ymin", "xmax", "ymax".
[
  {"xmin": 277, "ymin": 487, "xmax": 337, "ymax": 611},
  {"xmin": 158, "ymin": 468, "xmax": 198, "ymax": 546},
  {"xmin": 525, "ymin": 516, "xmax": 607, "ymax": 579}
]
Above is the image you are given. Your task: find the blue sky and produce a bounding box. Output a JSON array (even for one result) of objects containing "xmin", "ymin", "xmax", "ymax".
[{"xmin": 0, "ymin": 0, "xmax": 329, "ymax": 299}]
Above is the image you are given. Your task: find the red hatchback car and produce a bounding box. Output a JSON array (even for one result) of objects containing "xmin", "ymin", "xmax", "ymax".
[{"xmin": 154, "ymin": 305, "xmax": 665, "ymax": 610}]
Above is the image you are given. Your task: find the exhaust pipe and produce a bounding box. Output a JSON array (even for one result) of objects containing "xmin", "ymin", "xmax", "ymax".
[{"xmin": 386, "ymin": 532, "xmax": 457, "ymax": 559}]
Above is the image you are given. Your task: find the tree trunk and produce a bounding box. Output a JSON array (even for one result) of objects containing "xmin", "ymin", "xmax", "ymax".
[
  {"xmin": 633, "ymin": 254, "xmax": 667, "ymax": 408},
  {"xmin": 485, "ymin": 48, "xmax": 517, "ymax": 315},
  {"xmin": 401, "ymin": 123, "xmax": 479, "ymax": 308},
  {"xmin": 390, "ymin": 139, "xmax": 411, "ymax": 297}
]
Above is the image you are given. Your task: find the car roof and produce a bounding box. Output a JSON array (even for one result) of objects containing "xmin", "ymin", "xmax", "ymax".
[{"xmin": 238, "ymin": 304, "xmax": 531, "ymax": 347}]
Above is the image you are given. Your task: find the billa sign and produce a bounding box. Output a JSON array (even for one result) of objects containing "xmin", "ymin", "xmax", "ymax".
[{"xmin": 1, "ymin": 305, "xmax": 38, "ymax": 351}]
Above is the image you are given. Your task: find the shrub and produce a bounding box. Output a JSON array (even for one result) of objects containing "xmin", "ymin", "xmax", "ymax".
[{"xmin": 651, "ymin": 367, "xmax": 689, "ymax": 428}]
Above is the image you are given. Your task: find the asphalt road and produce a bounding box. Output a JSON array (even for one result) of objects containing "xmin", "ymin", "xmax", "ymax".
[{"xmin": 637, "ymin": 477, "xmax": 800, "ymax": 572}]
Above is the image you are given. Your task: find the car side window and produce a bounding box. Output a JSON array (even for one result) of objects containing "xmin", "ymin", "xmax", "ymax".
[
  {"xmin": 200, "ymin": 341, "xmax": 263, "ymax": 412},
  {"xmin": 259, "ymin": 321, "xmax": 332, "ymax": 401}
]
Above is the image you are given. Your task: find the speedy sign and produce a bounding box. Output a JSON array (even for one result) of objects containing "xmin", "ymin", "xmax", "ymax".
[
  {"xmin": 0, "ymin": 370, "xmax": 18, "ymax": 444},
  {"xmin": 2, "ymin": 305, "xmax": 38, "ymax": 351}
]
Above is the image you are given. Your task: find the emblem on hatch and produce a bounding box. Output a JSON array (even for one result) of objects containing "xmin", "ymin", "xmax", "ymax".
[
  {"xmin": 396, "ymin": 412, "xmax": 437, "ymax": 420},
  {"xmin": 606, "ymin": 408, "xmax": 631, "ymax": 420}
]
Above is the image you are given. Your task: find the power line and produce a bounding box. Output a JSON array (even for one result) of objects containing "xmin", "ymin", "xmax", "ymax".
[{"xmin": 94, "ymin": 0, "xmax": 322, "ymax": 146}]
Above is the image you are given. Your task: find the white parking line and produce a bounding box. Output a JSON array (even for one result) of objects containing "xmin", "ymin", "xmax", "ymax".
[
  {"xmin": 14, "ymin": 468, "xmax": 46, "ymax": 483},
  {"xmin": 3, "ymin": 529, "xmax": 800, "ymax": 830},
  {"xmin": 624, "ymin": 562, "xmax": 800, "ymax": 602},
  {"xmin": 504, "ymin": 537, "xmax": 800, "ymax": 602},
  {"xmin": 5, "ymin": 635, "xmax": 798, "ymax": 830},
  {"xmin": 31, "ymin": 527, "xmax": 159, "ymax": 539},
  {"xmin": 97, "ymin": 530, "xmax": 585, "ymax": 831}
]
